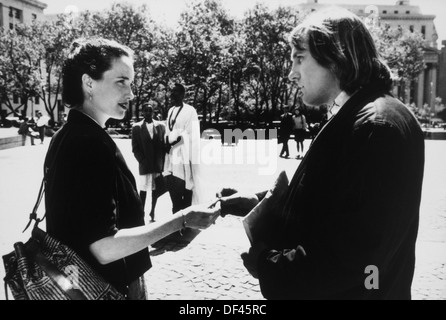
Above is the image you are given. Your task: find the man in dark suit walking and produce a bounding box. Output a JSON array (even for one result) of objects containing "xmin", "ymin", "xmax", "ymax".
[{"xmin": 132, "ymin": 103, "xmax": 166, "ymax": 222}]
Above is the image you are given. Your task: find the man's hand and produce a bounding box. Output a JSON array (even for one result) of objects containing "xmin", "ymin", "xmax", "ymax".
[
  {"xmin": 216, "ymin": 189, "xmax": 260, "ymax": 217},
  {"xmin": 241, "ymin": 242, "xmax": 269, "ymax": 279}
]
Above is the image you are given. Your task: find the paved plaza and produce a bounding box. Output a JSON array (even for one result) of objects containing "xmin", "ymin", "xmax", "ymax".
[{"xmin": 0, "ymin": 131, "xmax": 445, "ymax": 300}]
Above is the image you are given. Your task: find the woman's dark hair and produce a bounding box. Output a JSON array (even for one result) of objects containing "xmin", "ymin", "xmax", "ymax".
[
  {"xmin": 62, "ymin": 38, "xmax": 134, "ymax": 107},
  {"xmin": 289, "ymin": 7, "xmax": 393, "ymax": 95}
]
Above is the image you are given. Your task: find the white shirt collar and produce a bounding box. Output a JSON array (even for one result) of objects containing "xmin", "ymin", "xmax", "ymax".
[
  {"xmin": 328, "ymin": 91, "xmax": 352, "ymax": 119},
  {"xmin": 334, "ymin": 91, "xmax": 351, "ymax": 108}
]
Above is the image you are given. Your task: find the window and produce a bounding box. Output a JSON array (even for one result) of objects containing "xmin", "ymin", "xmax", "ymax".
[
  {"xmin": 35, "ymin": 96, "xmax": 40, "ymax": 105},
  {"xmin": 406, "ymin": 11, "xmax": 411, "ymax": 14},
  {"xmin": 421, "ymin": 25, "xmax": 426, "ymax": 38},
  {"xmin": 410, "ymin": 25, "xmax": 414, "ymax": 33},
  {"xmin": 9, "ymin": 8, "xmax": 13, "ymax": 17},
  {"xmin": 15, "ymin": 10, "xmax": 21, "ymax": 20},
  {"xmin": 32, "ymin": 14, "xmax": 37, "ymax": 21},
  {"xmin": 394, "ymin": 10, "xmax": 399, "ymax": 14},
  {"xmin": 383, "ymin": 10, "xmax": 387, "ymax": 14},
  {"xmin": 9, "ymin": 23, "xmax": 14, "ymax": 30}
]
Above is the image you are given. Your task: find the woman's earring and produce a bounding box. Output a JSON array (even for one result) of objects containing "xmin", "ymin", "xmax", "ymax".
[{"xmin": 89, "ymin": 92, "xmax": 93, "ymax": 101}]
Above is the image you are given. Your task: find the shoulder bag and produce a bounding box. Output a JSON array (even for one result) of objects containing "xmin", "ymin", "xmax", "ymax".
[{"xmin": 2, "ymin": 178, "xmax": 125, "ymax": 300}]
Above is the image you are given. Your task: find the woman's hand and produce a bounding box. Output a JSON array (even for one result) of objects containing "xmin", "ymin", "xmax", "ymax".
[{"xmin": 182, "ymin": 202, "xmax": 221, "ymax": 230}]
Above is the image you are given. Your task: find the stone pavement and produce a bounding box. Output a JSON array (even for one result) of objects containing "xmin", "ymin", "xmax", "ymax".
[
  {"xmin": 0, "ymin": 132, "xmax": 445, "ymax": 300},
  {"xmin": 145, "ymin": 216, "xmax": 264, "ymax": 300}
]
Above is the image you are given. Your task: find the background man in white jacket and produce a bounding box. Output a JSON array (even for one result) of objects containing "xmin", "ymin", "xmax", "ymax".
[{"xmin": 164, "ymin": 83, "xmax": 203, "ymax": 214}]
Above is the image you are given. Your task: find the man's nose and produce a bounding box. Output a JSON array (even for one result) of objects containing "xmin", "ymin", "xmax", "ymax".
[{"xmin": 288, "ymin": 68, "xmax": 300, "ymax": 82}]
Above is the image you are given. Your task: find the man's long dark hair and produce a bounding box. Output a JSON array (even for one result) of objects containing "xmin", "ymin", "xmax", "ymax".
[{"xmin": 289, "ymin": 7, "xmax": 393, "ymax": 95}]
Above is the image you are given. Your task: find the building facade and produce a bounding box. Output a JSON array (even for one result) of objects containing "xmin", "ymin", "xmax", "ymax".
[
  {"xmin": 439, "ymin": 41, "xmax": 446, "ymax": 107},
  {"xmin": 298, "ymin": 0, "xmax": 441, "ymax": 110},
  {"xmin": 0, "ymin": 0, "xmax": 46, "ymax": 30}
]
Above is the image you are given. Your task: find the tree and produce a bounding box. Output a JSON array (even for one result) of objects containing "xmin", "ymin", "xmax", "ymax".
[
  {"xmin": 242, "ymin": 5, "xmax": 301, "ymax": 123},
  {"xmin": 370, "ymin": 24, "xmax": 425, "ymax": 103},
  {"xmin": 175, "ymin": 0, "xmax": 233, "ymax": 123},
  {"xmin": 39, "ymin": 16, "xmax": 81, "ymax": 123},
  {"xmin": 78, "ymin": 3, "xmax": 177, "ymax": 121},
  {"xmin": 0, "ymin": 24, "xmax": 43, "ymax": 118}
]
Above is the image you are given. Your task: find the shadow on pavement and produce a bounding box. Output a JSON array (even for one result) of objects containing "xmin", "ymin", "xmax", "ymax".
[{"xmin": 149, "ymin": 228, "xmax": 202, "ymax": 257}]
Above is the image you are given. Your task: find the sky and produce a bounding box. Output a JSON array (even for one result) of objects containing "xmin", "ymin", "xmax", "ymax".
[{"xmin": 41, "ymin": 0, "xmax": 446, "ymax": 46}]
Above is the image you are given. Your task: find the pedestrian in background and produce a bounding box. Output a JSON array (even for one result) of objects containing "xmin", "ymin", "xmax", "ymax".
[
  {"xmin": 279, "ymin": 105, "xmax": 294, "ymax": 159},
  {"xmin": 44, "ymin": 37, "xmax": 220, "ymax": 300},
  {"xmin": 292, "ymin": 108, "xmax": 308, "ymax": 159},
  {"xmin": 218, "ymin": 7, "xmax": 425, "ymax": 300},
  {"xmin": 18, "ymin": 117, "xmax": 36, "ymax": 146},
  {"xmin": 36, "ymin": 111, "xmax": 49, "ymax": 144},
  {"xmin": 164, "ymin": 83, "xmax": 204, "ymax": 214},
  {"xmin": 132, "ymin": 103, "xmax": 166, "ymax": 222}
]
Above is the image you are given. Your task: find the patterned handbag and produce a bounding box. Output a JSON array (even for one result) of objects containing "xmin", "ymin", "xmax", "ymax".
[{"xmin": 2, "ymin": 179, "xmax": 125, "ymax": 300}]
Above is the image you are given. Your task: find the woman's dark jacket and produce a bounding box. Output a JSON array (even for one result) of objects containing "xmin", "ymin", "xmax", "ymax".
[
  {"xmin": 258, "ymin": 83, "xmax": 425, "ymax": 300},
  {"xmin": 44, "ymin": 109, "xmax": 151, "ymax": 295}
]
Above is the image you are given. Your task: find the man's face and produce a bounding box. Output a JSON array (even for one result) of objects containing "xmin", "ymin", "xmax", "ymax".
[
  {"xmin": 170, "ymin": 87, "xmax": 184, "ymax": 106},
  {"xmin": 288, "ymin": 44, "xmax": 340, "ymax": 107},
  {"xmin": 142, "ymin": 106, "xmax": 153, "ymax": 122}
]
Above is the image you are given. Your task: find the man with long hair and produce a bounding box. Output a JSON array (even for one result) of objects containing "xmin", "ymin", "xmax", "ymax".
[{"xmin": 219, "ymin": 8, "xmax": 425, "ymax": 300}]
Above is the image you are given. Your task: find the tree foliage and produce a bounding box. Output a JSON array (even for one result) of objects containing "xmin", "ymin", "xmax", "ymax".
[
  {"xmin": 369, "ymin": 23, "xmax": 426, "ymax": 103},
  {"xmin": 0, "ymin": 1, "xmax": 427, "ymax": 126}
]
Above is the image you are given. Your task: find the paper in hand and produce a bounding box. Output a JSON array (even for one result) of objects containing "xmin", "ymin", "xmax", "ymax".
[{"xmin": 242, "ymin": 171, "xmax": 289, "ymax": 245}]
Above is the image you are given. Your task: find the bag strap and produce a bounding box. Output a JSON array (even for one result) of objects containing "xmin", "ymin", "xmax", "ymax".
[
  {"xmin": 23, "ymin": 129, "xmax": 68, "ymax": 233},
  {"xmin": 23, "ymin": 178, "xmax": 46, "ymax": 233},
  {"xmin": 4, "ymin": 280, "xmax": 9, "ymax": 300}
]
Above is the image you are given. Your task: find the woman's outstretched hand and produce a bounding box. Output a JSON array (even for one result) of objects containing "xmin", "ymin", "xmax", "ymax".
[{"xmin": 183, "ymin": 202, "xmax": 221, "ymax": 230}]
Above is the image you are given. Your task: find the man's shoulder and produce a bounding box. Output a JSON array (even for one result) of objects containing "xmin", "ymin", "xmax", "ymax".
[
  {"xmin": 153, "ymin": 120, "xmax": 166, "ymax": 128},
  {"xmin": 132, "ymin": 120, "xmax": 145, "ymax": 128},
  {"xmin": 184, "ymin": 104, "xmax": 198, "ymax": 117},
  {"xmin": 183, "ymin": 103, "xmax": 197, "ymax": 112},
  {"xmin": 357, "ymin": 94, "xmax": 421, "ymax": 131}
]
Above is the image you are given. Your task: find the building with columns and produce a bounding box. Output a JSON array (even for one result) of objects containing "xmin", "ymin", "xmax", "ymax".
[
  {"xmin": 439, "ymin": 41, "xmax": 446, "ymax": 108},
  {"xmin": 297, "ymin": 0, "xmax": 441, "ymax": 111}
]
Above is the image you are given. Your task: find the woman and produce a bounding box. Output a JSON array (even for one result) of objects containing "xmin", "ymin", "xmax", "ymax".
[
  {"xmin": 292, "ymin": 108, "xmax": 308, "ymax": 159},
  {"xmin": 44, "ymin": 38, "xmax": 220, "ymax": 300}
]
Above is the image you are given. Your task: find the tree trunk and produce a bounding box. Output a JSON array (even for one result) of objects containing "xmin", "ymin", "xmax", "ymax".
[{"xmin": 216, "ymin": 85, "xmax": 222, "ymax": 124}]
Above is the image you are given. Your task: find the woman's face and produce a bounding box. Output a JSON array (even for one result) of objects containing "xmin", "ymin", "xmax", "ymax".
[{"xmin": 88, "ymin": 55, "xmax": 134, "ymax": 125}]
